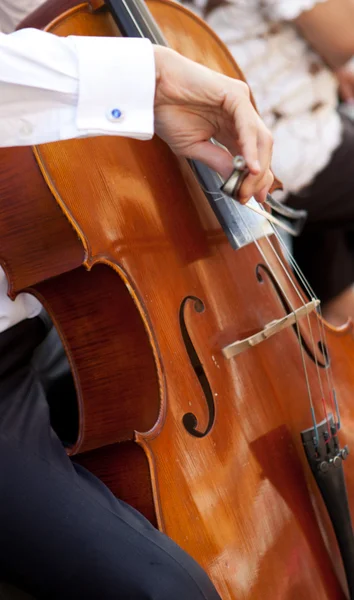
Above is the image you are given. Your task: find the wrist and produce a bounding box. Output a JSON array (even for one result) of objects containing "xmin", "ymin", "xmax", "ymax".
[
  {"xmin": 153, "ymin": 45, "xmax": 164, "ymax": 86},
  {"xmin": 153, "ymin": 46, "xmax": 179, "ymax": 106}
]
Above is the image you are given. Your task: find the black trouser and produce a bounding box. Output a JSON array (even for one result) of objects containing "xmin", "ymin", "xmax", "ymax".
[
  {"xmin": 0, "ymin": 313, "xmax": 221, "ymax": 600},
  {"xmin": 286, "ymin": 114, "xmax": 354, "ymax": 304}
]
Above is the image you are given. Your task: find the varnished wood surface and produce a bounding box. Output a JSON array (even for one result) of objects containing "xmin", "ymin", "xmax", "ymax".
[
  {"xmin": 35, "ymin": 265, "xmax": 160, "ymax": 452},
  {"xmin": 0, "ymin": 1, "xmax": 353, "ymax": 598},
  {"xmin": 0, "ymin": 147, "xmax": 83, "ymax": 294},
  {"xmin": 74, "ymin": 441, "xmax": 157, "ymax": 525}
]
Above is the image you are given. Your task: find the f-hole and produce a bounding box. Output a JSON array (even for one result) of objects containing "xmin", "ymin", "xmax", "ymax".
[
  {"xmin": 256, "ymin": 264, "xmax": 328, "ymax": 368},
  {"xmin": 179, "ymin": 296, "xmax": 215, "ymax": 438}
]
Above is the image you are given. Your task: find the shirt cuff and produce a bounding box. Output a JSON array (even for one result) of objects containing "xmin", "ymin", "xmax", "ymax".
[
  {"xmin": 71, "ymin": 36, "xmax": 155, "ymax": 140},
  {"xmin": 265, "ymin": 0, "xmax": 329, "ymax": 22}
]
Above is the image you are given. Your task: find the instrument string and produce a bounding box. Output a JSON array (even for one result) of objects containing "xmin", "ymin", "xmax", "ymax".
[
  {"xmin": 261, "ymin": 225, "xmax": 334, "ymax": 440},
  {"xmin": 264, "ymin": 211, "xmax": 339, "ymax": 432},
  {"xmin": 233, "ymin": 204, "xmax": 323, "ymax": 445},
  {"xmin": 195, "ymin": 182, "xmax": 322, "ymax": 444}
]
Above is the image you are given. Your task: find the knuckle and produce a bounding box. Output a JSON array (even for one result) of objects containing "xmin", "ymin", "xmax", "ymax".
[
  {"xmin": 266, "ymin": 169, "xmax": 274, "ymax": 185},
  {"xmin": 253, "ymin": 174, "xmax": 269, "ymax": 193},
  {"xmin": 236, "ymin": 80, "xmax": 250, "ymax": 98}
]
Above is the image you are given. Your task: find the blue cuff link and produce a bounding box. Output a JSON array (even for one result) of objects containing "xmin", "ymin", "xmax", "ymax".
[{"xmin": 108, "ymin": 108, "xmax": 123, "ymax": 121}]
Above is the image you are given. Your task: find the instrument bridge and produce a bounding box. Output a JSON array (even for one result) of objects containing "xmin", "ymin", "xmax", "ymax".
[{"xmin": 222, "ymin": 299, "xmax": 320, "ymax": 359}]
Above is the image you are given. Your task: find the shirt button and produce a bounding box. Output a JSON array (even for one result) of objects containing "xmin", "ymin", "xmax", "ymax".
[{"xmin": 107, "ymin": 108, "xmax": 124, "ymax": 122}]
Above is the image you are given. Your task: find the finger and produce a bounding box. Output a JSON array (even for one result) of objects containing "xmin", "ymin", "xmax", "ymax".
[
  {"xmin": 250, "ymin": 121, "xmax": 273, "ymax": 195},
  {"xmin": 254, "ymin": 186, "xmax": 270, "ymax": 205},
  {"xmin": 241, "ymin": 116, "xmax": 273, "ymax": 180},
  {"xmin": 216, "ymin": 95, "xmax": 261, "ymax": 174},
  {"xmin": 186, "ymin": 140, "xmax": 234, "ymax": 179},
  {"xmin": 219, "ymin": 102, "xmax": 272, "ymax": 181},
  {"xmin": 340, "ymin": 81, "xmax": 354, "ymax": 102},
  {"xmin": 254, "ymin": 173, "xmax": 274, "ymax": 204},
  {"xmin": 237, "ymin": 124, "xmax": 273, "ymax": 203},
  {"xmin": 238, "ymin": 170, "xmax": 274, "ymax": 204},
  {"xmin": 234, "ymin": 115, "xmax": 261, "ymax": 175}
]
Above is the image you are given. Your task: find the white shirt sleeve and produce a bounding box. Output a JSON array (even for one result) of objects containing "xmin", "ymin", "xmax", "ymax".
[
  {"xmin": 262, "ymin": 0, "xmax": 329, "ymax": 22},
  {"xmin": 0, "ymin": 28, "xmax": 155, "ymax": 147}
]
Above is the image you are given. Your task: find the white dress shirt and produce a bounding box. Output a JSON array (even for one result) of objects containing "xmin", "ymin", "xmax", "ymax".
[{"xmin": 0, "ymin": 20, "xmax": 155, "ymax": 332}]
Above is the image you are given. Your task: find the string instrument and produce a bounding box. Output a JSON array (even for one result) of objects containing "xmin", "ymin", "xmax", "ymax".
[{"xmin": 2, "ymin": 0, "xmax": 354, "ymax": 597}]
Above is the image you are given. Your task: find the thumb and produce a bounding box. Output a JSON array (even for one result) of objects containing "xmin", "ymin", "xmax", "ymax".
[{"xmin": 186, "ymin": 140, "xmax": 234, "ymax": 179}]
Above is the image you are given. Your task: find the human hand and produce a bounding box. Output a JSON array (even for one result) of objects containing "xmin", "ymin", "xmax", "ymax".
[{"xmin": 153, "ymin": 46, "xmax": 274, "ymax": 204}]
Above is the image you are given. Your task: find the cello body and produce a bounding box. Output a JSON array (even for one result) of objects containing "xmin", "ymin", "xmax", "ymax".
[{"xmin": 1, "ymin": 1, "xmax": 354, "ymax": 598}]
